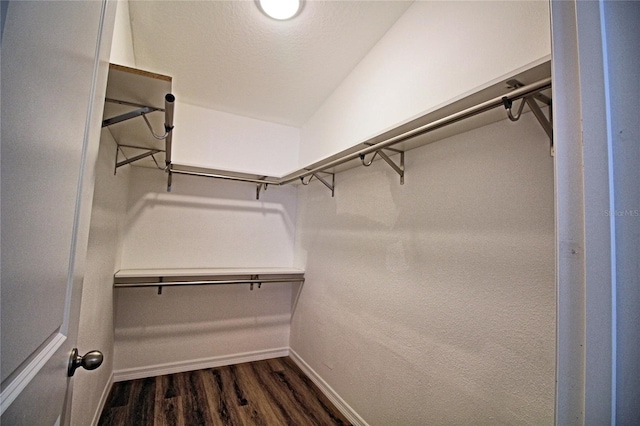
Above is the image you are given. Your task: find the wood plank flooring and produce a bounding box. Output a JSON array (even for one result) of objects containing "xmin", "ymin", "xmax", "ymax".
[{"xmin": 98, "ymin": 357, "xmax": 352, "ymax": 426}]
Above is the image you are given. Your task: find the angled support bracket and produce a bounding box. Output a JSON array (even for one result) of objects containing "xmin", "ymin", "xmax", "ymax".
[
  {"xmin": 102, "ymin": 106, "xmax": 153, "ymax": 127},
  {"xmin": 116, "ymin": 149, "xmax": 161, "ymax": 169},
  {"xmin": 113, "ymin": 142, "xmax": 164, "ymax": 174},
  {"xmin": 503, "ymin": 80, "xmax": 554, "ymax": 156},
  {"xmin": 256, "ymin": 178, "xmax": 268, "ymax": 200},
  {"xmin": 300, "ymin": 171, "xmax": 335, "ymax": 197},
  {"xmin": 250, "ymin": 275, "xmax": 262, "ymax": 291},
  {"xmin": 103, "ymin": 94, "xmax": 175, "ymax": 140},
  {"xmin": 360, "ymin": 146, "xmax": 405, "ymax": 184}
]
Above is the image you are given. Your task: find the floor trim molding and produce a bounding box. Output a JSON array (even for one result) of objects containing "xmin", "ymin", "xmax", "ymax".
[
  {"xmin": 113, "ymin": 347, "xmax": 290, "ymax": 382},
  {"xmin": 91, "ymin": 372, "xmax": 114, "ymax": 426},
  {"xmin": 289, "ymin": 348, "xmax": 369, "ymax": 426}
]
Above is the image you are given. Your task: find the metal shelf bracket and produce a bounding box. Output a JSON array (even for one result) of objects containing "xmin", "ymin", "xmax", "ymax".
[
  {"xmin": 250, "ymin": 275, "xmax": 262, "ymax": 291},
  {"xmin": 503, "ymin": 80, "xmax": 554, "ymax": 156},
  {"xmin": 300, "ymin": 171, "xmax": 335, "ymax": 197},
  {"xmin": 111, "ymin": 137, "xmax": 165, "ymax": 175},
  {"xmin": 256, "ymin": 178, "xmax": 268, "ymax": 200},
  {"xmin": 360, "ymin": 147, "xmax": 405, "ymax": 185}
]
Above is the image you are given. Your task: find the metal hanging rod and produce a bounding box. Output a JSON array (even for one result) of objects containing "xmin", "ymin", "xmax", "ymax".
[
  {"xmin": 113, "ymin": 277, "xmax": 305, "ymax": 288},
  {"xmin": 115, "ymin": 277, "xmax": 305, "ymax": 294},
  {"xmin": 166, "ymin": 77, "xmax": 551, "ymax": 193},
  {"xmin": 164, "ymin": 94, "xmax": 175, "ymax": 166},
  {"xmin": 170, "ymin": 168, "xmax": 277, "ymax": 185},
  {"xmin": 278, "ymin": 76, "xmax": 551, "ymax": 185}
]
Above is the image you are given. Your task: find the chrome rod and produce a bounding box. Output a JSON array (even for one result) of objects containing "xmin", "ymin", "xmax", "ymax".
[
  {"xmin": 279, "ymin": 77, "xmax": 552, "ymax": 185},
  {"xmin": 164, "ymin": 94, "xmax": 175, "ymax": 165},
  {"xmin": 171, "ymin": 168, "xmax": 278, "ymax": 185},
  {"xmin": 114, "ymin": 278, "xmax": 305, "ymax": 288},
  {"xmin": 162, "ymin": 78, "xmax": 551, "ymax": 191}
]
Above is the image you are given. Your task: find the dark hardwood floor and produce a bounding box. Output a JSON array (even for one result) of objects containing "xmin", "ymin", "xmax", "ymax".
[{"xmin": 98, "ymin": 357, "xmax": 352, "ymax": 426}]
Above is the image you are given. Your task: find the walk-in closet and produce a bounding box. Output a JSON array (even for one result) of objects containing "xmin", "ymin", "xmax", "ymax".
[{"xmin": 2, "ymin": 1, "xmax": 638, "ymax": 425}]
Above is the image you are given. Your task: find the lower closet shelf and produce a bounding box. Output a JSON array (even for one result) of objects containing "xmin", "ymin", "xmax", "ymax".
[{"xmin": 114, "ymin": 267, "xmax": 305, "ymax": 293}]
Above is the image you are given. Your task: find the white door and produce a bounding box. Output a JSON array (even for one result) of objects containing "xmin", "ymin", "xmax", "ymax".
[{"xmin": 1, "ymin": 1, "xmax": 114, "ymax": 424}]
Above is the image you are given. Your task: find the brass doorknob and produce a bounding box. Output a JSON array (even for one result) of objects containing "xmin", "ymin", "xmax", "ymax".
[{"xmin": 67, "ymin": 348, "xmax": 104, "ymax": 377}]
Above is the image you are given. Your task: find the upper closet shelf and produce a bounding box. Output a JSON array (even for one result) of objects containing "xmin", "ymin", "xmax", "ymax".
[
  {"xmin": 105, "ymin": 61, "xmax": 551, "ymax": 199},
  {"xmin": 114, "ymin": 267, "xmax": 306, "ymax": 294},
  {"xmin": 102, "ymin": 64, "xmax": 175, "ymax": 172},
  {"xmin": 167, "ymin": 60, "xmax": 552, "ymax": 198}
]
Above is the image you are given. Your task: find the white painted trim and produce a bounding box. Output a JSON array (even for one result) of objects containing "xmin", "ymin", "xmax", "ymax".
[
  {"xmin": 0, "ymin": 333, "xmax": 67, "ymax": 415},
  {"xmin": 288, "ymin": 348, "xmax": 369, "ymax": 426},
  {"xmin": 112, "ymin": 347, "xmax": 290, "ymax": 382},
  {"xmin": 90, "ymin": 372, "xmax": 114, "ymax": 426}
]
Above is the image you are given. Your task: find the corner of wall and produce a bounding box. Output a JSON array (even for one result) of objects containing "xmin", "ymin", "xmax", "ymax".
[{"xmin": 110, "ymin": 0, "xmax": 136, "ymax": 67}]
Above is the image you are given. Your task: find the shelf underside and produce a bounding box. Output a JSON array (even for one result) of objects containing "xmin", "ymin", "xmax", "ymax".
[{"xmin": 103, "ymin": 64, "xmax": 173, "ymax": 170}]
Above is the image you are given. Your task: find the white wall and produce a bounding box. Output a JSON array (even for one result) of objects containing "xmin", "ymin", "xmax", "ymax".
[
  {"xmin": 119, "ymin": 167, "xmax": 297, "ymax": 269},
  {"xmin": 291, "ymin": 112, "xmax": 555, "ymax": 424},
  {"xmin": 71, "ymin": 130, "xmax": 131, "ymax": 425},
  {"xmin": 300, "ymin": 0, "xmax": 551, "ymax": 166},
  {"xmin": 110, "ymin": 0, "xmax": 135, "ymax": 67},
  {"xmin": 172, "ymin": 102, "xmax": 300, "ymax": 176},
  {"xmin": 113, "ymin": 166, "xmax": 298, "ymax": 374},
  {"xmin": 113, "ymin": 282, "xmax": 292, "ymax": 378}
]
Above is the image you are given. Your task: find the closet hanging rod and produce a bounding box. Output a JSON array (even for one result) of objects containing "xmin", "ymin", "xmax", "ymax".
[
  {"xmin": 170, "ymin": 168, "xmax": 278, "ymax": 185},
  {"xmin": 279, "ymin": 76, "xmax": 551, "ymax": 185},
  {"xmin": 114, "ymin": 277, "xmax": 305, "ymax": 288},
  {"xmin": 165, "ymin": 77, "xmax": 550, "ymax": 190}
]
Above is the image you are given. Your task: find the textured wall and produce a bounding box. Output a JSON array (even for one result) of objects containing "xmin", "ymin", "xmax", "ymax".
[
  {"xmin": 291, "ymin": 113, "xmax": 555, "ymax": 424},
  {"xmin": 172, "ymin": 102, "xmax": 300, "ymax": 177},
  {"xmin": 300, "ymin": 0, "xmax": 551, "ymax": 166},
  {"xmin": 71, "ymin": 130, "xmax": 131, "ymax": 425},
  {"xmin": 114, "ymin": 167, "xmax": 297, "ymax": 373},
  {"xmin": 119, "ymin": 167, "xmax": 297, "ymax": 269},
  {"xmin": 113, "ymin": 282, "xmax": 292, "ymax": 374}
]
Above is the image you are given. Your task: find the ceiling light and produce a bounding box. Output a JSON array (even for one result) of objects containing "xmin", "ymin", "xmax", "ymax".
[{"xmin": 258, "ymin": 0, "xmax": 302, "ymax": 20}]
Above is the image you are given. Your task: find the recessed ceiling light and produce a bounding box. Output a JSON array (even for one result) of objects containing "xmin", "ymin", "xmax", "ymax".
[{"xmin": 258, "ymin": 0, "xmax": 302, "ymax": 20}]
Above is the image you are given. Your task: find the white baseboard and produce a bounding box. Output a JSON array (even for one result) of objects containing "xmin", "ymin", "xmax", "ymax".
[
  {"xmin": 91, "ymin": 372, "xmax": 114, "ymax": 426},
  {"xmin": 113, "ymin": 347, "xmax": 289, "ymax": 382},
  {"xmin": 288, "ymin": 348, "xmax": 369, "ymax": 426}
]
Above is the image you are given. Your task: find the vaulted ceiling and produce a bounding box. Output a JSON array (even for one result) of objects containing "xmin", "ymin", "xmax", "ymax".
[{"xmin": 127, "ymin": 0, "xmax": 414, "ymax": 127}]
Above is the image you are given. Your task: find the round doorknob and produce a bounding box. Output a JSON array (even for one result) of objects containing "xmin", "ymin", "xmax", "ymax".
[{"xmin": 67, "ymin": 348, "xmax": 104, "ymax": 377}]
